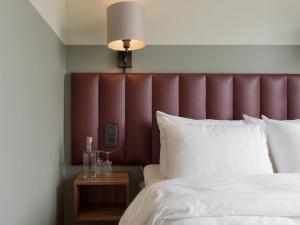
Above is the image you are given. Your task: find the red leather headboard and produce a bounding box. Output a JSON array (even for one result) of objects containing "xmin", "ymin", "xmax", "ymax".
[{"xmin": 72, "ymin": 73, "xmax": 300, "ymax": 165}]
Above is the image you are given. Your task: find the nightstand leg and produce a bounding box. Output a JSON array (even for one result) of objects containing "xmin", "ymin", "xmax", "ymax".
[
  {"xmin": 126, "ymin": 183, "xmax": 129, "ymax": 206},
  {"xmin": 74, "ymin": 185, "xmax": 79, "ymax": 220}
]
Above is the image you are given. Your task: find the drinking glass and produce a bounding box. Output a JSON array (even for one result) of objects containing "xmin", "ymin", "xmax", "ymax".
[
  {"xmin": 95, "ymin": 150, "xmax": 104, "ymax": 177},
  {"xmin": 103, "ymin": 150, "xmax": 113, "ymax": 177}
]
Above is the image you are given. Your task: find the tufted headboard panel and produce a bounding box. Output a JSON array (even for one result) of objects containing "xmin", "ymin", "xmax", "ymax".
[{"xmin": 71, "ymin": 73, "xmax": 300, "ymax": 165}]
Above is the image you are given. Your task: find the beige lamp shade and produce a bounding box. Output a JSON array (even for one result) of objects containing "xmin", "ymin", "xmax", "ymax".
[{"xmin": 107, "ymin": 1, "xmax": 145, "ymax": 51}]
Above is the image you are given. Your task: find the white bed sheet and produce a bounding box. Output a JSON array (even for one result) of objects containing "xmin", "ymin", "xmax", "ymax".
[
  {"xmin": 120, "ymin": 174, "xmax": 300, "ymax": 225},
  {"xmin": 143, "ymin": 164, "xmax": 166, "ymax": 186}
]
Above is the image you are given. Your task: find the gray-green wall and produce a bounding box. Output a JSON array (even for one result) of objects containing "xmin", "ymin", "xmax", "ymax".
[
  {"xmin": 0, "ymin": 1, "xmax": 65, "ymax": 225},
  {"xmin": 67, "ymin": 45, "xmax": 300, "ymax": 73},
  {"xmin": 64, "ymin": 44, "xmax": 300, "ymax": 225},
  {"xmin": 2, "ymin": 3, "xmax": 300, "ymax": 224}
]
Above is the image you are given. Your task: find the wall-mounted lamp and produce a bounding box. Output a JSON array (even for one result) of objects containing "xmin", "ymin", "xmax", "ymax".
[{"xmin": 107, "ymin": 1, "xmax": 146, "ymax": 73}]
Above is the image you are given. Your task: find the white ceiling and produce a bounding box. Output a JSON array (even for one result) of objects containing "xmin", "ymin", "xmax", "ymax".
[{"xmin": 30, "ymin": 0, "xmax": 300, "ymax": 45}]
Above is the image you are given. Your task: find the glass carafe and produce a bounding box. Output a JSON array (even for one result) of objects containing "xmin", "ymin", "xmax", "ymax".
[{"xmin": 83, "ymin": 137, "xmax": 96, "ymax": 179}]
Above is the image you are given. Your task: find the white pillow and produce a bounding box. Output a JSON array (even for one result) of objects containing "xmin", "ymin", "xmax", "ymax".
[
  {"xmin": 243, "ymin": 114, "xmax": 300, "ymax": 127},
  {"xmin": 157, "ymin": 111, "xmax": 244, "ymax": 175},
  {"xmin": 162, "ymin": 122, "xmax": 273, "ymax": 179},
  {"xmin": 243, "ymin": 114, "xmax": 266, "ymax": 130},
  {"xmin": 262, "ymin": 115, "xmax": 300, "ymax": 124},
  {"xmin": 244, "ymin": 114, "xmax": 300, "ymax": 172},
  {"xmin": 262, "ymin": 117, "xmax": 300, "ymax": 172}
]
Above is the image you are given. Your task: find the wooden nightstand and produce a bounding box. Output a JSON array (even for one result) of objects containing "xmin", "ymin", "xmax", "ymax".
[{"xmin": 74, "ymin": 171, "xmax": 129, "ymax": 222}]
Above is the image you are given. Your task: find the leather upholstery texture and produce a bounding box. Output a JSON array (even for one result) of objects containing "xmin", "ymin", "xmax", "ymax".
[{"xmin": 71, "ymin": 73, "xmax": 300, "ymax": 165}]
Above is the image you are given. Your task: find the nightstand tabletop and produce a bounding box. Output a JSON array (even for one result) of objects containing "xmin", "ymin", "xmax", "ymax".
[{"xmin": 74, "ymin": 171, "xmax": 129, "ymax": 185}]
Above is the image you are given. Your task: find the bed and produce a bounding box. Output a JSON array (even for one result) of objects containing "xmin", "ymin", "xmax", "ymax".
[
  {"xmin": 134, "ymin": 112, "xmax": 300, "ymax": 225},
  {"xmin": 71, "ymin": 73, "xmax": 300, "ymax": 225},
  {"xmin": 143, "ymin": 164, "xmax": 165, "ymax": 186},
  {"xmin": 121, "ymin": 173, "xmax": 300, "ymax": 225}
]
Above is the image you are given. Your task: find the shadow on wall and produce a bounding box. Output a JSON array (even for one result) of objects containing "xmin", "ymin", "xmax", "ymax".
[
  {"xmin": 57, "ymin": 181, "xmax": 64, "ymax": 225},
  {"xmin": 57, "ymin": 139, "xmax": 65, "ymax": 225}
]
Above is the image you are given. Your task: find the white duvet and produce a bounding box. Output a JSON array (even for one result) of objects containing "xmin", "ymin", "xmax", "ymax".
[{"xmin": 120, "ymin": 174, "xmax": 300, "ymax": 225}]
